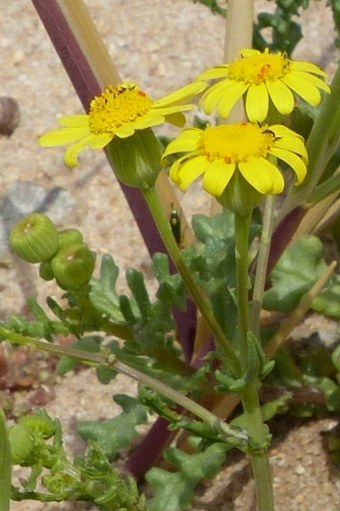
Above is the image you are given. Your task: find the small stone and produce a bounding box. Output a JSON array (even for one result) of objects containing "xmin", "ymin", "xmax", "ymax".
[
  {"xmin": 295, "ymin": 464, "xmax": 306, "ymax": 475},
  {"xmin": 0, "ymin": 97, "xmax": 20, "ymax": 136}
]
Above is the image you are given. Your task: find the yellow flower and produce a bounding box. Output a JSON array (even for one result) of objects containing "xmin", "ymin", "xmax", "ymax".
[
  {"xmin": 163, "ymin": 123, "xmax": 308, "ymax": 196},
  {"xmin": 197, "ymin": 49, "xmax": 330, "ymax": 122},
  {"xmin": 39, "ymin": 81, "xmax": 206, "ymax": 167}
]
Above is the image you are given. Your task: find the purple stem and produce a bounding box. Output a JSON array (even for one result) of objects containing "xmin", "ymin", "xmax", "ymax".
[
  {"xmin": 124, "ymin": 417, "xmax": 174, "ymax": 481},
  {"xmin": 32, "ymin": 0, "xmax": 198, "ymax": 477},
  {"xmin": 267, "ymin": 206, "xmax": 306, "ymax": 276},
  {"xmin": 32, "ymin": 0, "xmax": 169, "ymax": 257}
]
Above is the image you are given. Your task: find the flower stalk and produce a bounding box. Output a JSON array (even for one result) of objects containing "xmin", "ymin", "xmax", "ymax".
[
  {"xmin": 142, "ymin": 185, "xmax": 241, "ymax": 375},
  {"xmin": 250, "ymin": 195, "xmax": 276, "ymax": 337},
  {"xmin": 234, "ymin": 211, "xmax": 275, "ymax": 511}
]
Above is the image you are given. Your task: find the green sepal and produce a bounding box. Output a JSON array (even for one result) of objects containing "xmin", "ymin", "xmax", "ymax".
[
  {"xmin": 218, "ymin": 172, "xmax": 263, "ymax": 217},
  {"xmin": 106, "ymin": 128, "xmax": 162, "ymax": 189}
]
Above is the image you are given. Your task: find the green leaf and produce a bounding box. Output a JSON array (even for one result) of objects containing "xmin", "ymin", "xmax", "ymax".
[
  {"xmin": 146, "ymin": 443, "xmax": 227, "ymax": 511},
  {"xmin": 0, "ymin": 410, "xmax": 11, "ymax": 511},
  {"xmin": 77, "ymin": 395, "xmax": 148, "ymax": 457},
  {"xmin": 263, "ymin": 236, "xmax": 340, "ymax": 316},
  {"xmin": 89, "ymin": 255, "xmax": 125, "ymax": 323},
  {"xmin": 312, "ymin": 277, "xmax": 340, "ymax": 318},
  {"xmin": 152, "ymin": 253, "xmax": 185, "ymax": 310}
]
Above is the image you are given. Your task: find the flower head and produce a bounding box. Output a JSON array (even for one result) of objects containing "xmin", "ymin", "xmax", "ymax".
[
  {"xmin": 197, "ymin": 49, "xmax": 330, "ymax": 122},
  {"xmin": 39, "ymin": 81, "xmax": 205, "ymax": 167},
  {"xmin": 163, "ymin": 123, "xmax": 308, "ymax": 198}
]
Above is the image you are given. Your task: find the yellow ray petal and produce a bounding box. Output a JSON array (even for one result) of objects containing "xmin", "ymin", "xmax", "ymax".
[
  {"xmin": 273, "ymin": 135, "xmax": 308, "ymax": 159},
  {"xmin": 266, "ymin": 79, "xmax": 295, "ymax": 114},
  {"xmin": 154, "ymin": 81, "xmax": 206, "ymax": 107},
  {"xmin": 58, "ymin": 115, "xmax": 89, "ymax": 127},
  {"xmin": 290, "ymin": 61, "xmax": 327, "ymax": 77},
  {"xmin": 39, "ymin": 126, "xmax": 90, "ymax": 146},
  {"xmin": 163, "ymin": 129, "xmax": 202, "ymax": 158},
  {"xmin": 196, "ymin": 66, "xmax": 229, "ymax": 81},
  {"xmin": 270, "ymin": 124, "xmax": 302, "ymax": 138},
  {"xmin": 282, "ymin": 74, "xmax": 321, "ymax": 106},
  {"xmin": 217, "ymin": 81, "xmax": 248, "ymax": 118},
  {"xmin": 239, "ymin": 157, "xmax": 284, "ymax": 194},
  {"xmin": 154, "ymin": 104, "xmax": 193, "ymax": 116},
  {"xmin": 171, "ymin": 155, "xmax": 207, "ymax": 191},
  {"xmin": 203, "ymin": 160, "xmax": 235, "ymax": 196},
  {"xmin": 88, "ymin": 133, "xmax": 113, "ymax": 149},
  {"xmin": 164, "ymin": 112, "xmax": 186, "ymax": 128},
  {"xmin": 114, "ymin": 124, "xmax": 136, "ymax": 138},
  {"xmin": 199, "ymin": 80, "xmax": 232, "ymax": 115},
  {"xmin": 269, "ymin": 147, "xmax": 307, "ymax": 184},
  {"xmin": 294, "ymin": 72, "xmax": 330, "ymax": 93},
  {"xmin": 246, "ymin": 83, "xmax": 269, "ymax": 122},
  {"xmin": 64, "ymin": 134, "xmax": 94, "ymax": 167},
  {"xmin": 133, "ymin": 114, "xmax": 165, "ymax": 130},
  {"xmin": 240, "ymin": 48, "xmax": 261, "ymax": 58}
]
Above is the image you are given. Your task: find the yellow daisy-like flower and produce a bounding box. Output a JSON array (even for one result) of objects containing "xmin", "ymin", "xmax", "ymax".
[
  {"xmin": 163, "ymin": 123, "xmax": 308, "ymax": 196},
  {"xmin": 197, "ymin": 48, "xmax": 330, "ymax": 122},
  {"xmin": 39, "ymin": 81, "xmax": 206, "ymax": 167}
]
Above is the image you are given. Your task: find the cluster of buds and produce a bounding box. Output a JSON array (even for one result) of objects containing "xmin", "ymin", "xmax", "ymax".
[{"xmin": 9, "ymin": 213, "xmax": 95, "ymax": 290}]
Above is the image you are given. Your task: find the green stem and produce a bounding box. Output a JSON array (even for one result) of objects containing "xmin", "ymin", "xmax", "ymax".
[
  {"xmin": 241, "ymin": 383, "xmax": 274, "ymax": 511},
  {"xmin": 234, "ymin": 212, "xmax": 251, "ymax": 372},
  {"xmin": 142, "ymin": 185, "xmax": 240, "ymax": 376},
  {"xmin": 0, "ymin": 327, "xmax": 245, "ymax": 443},
  {"xmin": 0, "ymin": 410, "xmax": 11, "ymax": 511},
  {"xmin": 234, "ymin": 212, "xmax": 275, "ymax": 511},
  {"xmin": 250, "ymin": 195, "xmax": 275, "ymax": 338}
]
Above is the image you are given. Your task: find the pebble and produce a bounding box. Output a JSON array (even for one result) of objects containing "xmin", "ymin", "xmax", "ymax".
[
  {"xmin": 0, "ymin": 97, "xmax": 20, "ymax": 136},
  {"xmin": 295, "ymin": 464, "xmax": 306, "ymax": 475}
]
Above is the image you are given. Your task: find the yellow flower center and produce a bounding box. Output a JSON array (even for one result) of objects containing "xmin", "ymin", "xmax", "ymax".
[
  {"xmin": 88, "ymin": 82, "xmax": 153, "ymax": 134},
  {"xmin": 228, "ymin": 50, "xmax": 290, "ymax": 85},
  {"xmin": 202, "ymin": 124, "xmax": 274, "ymax": 163}
]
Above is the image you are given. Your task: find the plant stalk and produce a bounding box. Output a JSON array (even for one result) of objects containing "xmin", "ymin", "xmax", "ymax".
[
  {"xmin": 250, "ymin": 195, "xmax": 275, "ymax": 337},
  {"xmin": 234, "ymin": 212, "xmax": 275, "ymax": 511},
  {"xmin": 0, "ymin": 327, "xmax": 245, "ymax": 443},
  {"xmin": 142, "ymin": 185, "xmax": 240, "ymax": 376}
]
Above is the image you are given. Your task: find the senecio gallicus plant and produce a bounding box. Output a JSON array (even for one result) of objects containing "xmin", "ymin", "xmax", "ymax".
[{"xmin": 1, "ymin": 1, "xmax": 339, "ymax": 511}]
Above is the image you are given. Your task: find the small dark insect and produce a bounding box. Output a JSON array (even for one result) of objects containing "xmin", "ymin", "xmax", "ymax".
[{"xmin": 169, "ymin": 204, "xmax": 182, "ymax": 245}]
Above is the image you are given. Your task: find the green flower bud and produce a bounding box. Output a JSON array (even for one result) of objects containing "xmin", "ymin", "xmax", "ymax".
[
  {"xmin": 107, "ymin": 129, "xmax": 162, "ymax": 189},
  {"xmin": 58, "ymin": 228, "xmax": 83, "ymax": 248},
  {"xmin": 19, "ymin": 413, "xmax": 55, "ymax": 439},
  {"xmin": 39, "ymin": 261, "xmax": 55, "ymax": 281},
  {"xmin": 51, "ymin": 243, "xmax": 95, "ymax": 289},
  {"xmin": 9, "ymin": 423, "xmax": 34, "ymax": 465},
  {"xmin": 218, "ymin": 173, "xmax": 262, "ymax": 216},
  {"xmin": 9, "ymin": 213, "xmax": 59, "ymax": 263}
]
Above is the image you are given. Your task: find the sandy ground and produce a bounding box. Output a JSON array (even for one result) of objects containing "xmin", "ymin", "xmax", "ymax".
[{"xmin": 1, "ymin": 0, "xmax": 339, "ymax": 509}]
